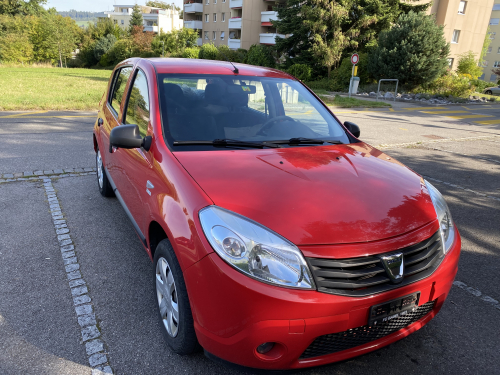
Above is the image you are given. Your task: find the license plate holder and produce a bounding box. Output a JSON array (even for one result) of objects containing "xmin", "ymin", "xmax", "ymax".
[{"xmin": 369, "ymin": 292, "xmax": 420, "ymax": 326}]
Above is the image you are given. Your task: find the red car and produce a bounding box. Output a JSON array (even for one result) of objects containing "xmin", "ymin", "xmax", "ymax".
[{"xmin": 93, "ymin": 58, "xmax": 461, "ymax": 370}]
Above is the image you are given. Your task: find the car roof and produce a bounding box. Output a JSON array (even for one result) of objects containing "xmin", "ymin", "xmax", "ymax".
[{"xmin": 146, "ymin": 58, "xmax": 294, "ymax": 79}]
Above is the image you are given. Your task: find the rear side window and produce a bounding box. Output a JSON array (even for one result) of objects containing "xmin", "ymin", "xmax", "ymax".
[
  {"xmin": 124, "ymin": 69, "xmax": 150, "ymax": 137},
  {"xmin": 110, "ymin": 67, "xmax": 133, "ymax": 118}
]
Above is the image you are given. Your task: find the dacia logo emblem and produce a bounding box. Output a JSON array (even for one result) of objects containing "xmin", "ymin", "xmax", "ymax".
[{"xmin": 379, "ymin": 252, "xmax": 404, "ymax": 283}]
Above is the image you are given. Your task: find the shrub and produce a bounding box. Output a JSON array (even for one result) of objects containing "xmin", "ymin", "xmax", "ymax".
[
  {"xmin": 94, "ymin": 34, "xmax": 117, "ymax": 61},
  {"xmin": 303, "ymin": 78, "xmax": 335, "ymax": 92},
  {"xmin": 198, "ymin": 43, "xmax": 218, "ymax": 60},
  {"xmin": 368, "ymin": 11, "xmax": 449, "ymax": 87},
  {"xmin": 107, "ymin": 39, "xmax": 133, "ymax": 65},
  {"xmin": 416, "ymin": 71, "xmax": 474, "ymax": 97},
  {"xmin": 456, "ymin": 51, "xmax": 483, "ymax": 79},
  {"xmin": 182, "ymin": 47, "xmax": 199, "ymax": 59},
  {"xmin": 471, "ymin": 79, "xmax": 491, "ymax": 92},
  {"xmin": 247, "ymin": 44, "xmax": 275, "ymax": 68},
  {"xmin": 288, "ymin": 64, "xmax": 312, "ymax": 81}
]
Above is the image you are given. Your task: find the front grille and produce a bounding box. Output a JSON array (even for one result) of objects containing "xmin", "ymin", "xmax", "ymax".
[
  {"xmin": 300, "ymin": 300, "xmax": 436, "ymax": 359},
  {"xmin": 307, "ymin": 231, "xmax": 443, "ymax": 297}
]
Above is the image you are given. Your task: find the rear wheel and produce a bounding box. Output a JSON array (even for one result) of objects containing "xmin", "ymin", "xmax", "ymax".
[
  {"xmin": 96, "ymin": 147, "xmax": 114, "ymax": 197},
  {"xmin": 154, "ymin": 239, "xmax": 199, "ymax": 355},
  {"xmin": 485, "ymin": 90, "xmax": 493, "ymax": 95}
]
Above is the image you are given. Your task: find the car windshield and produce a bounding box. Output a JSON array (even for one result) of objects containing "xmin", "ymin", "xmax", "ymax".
[{"xmin": 158, "ymin": 74, "xmax": 350, "ymax": 150}]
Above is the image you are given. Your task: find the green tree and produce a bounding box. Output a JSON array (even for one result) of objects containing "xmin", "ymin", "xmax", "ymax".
[
  {"xmin": 456, "ymin": 51, "xmax": 482, "ymax": 79},
  {"xmin": 145, "ymin": 1, "xmax": 180, "ymax": 11},
  {"xmin": 367, "ymin": 11, "xmax": 449, "ymax": 87},
  {"xmin": 273, "ymin": 0, "xmax": 430, "ymax": 76},
  {"xmin": 152, "ymin": 27, "xmax": 198, "ymax": 55},
  {"xmin": 480, "ymin": 26, "xmax": 492, "ymax": 63},
  {"xmin": 129, "ymin": 5, "xmax": 143, "ymax": 33},
  {"xmin": 246, "ymin": 44, "xmax": 275, "ymax": 68},
  {"xmin": 0, "ymin": 0, "xmax": 47, "ymax": 16},
  {"xmin": 94, "ymin": 34, "xmax": 117, "ymax": 61},
  {"xmin": 0, "ymin": 32, "xmax": 33, "ymax": 63},
  {"xmin": 198, "ymin": 43, "xmax": 218, "ymax": 60}
]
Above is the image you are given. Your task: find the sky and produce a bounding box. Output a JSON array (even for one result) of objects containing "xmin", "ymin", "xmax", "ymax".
[{"xmin": 45, "ymin": 0, "xmax": 184, "ymax": 12}]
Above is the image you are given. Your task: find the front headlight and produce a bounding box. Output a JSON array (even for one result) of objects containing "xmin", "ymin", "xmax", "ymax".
[
  {"xmin": 424, "ymin": 180, "xmax": 455, "ymax": 254},
  {"xmin": 199, "ymin": 206, "xmax": 315, "ymax": 289}
]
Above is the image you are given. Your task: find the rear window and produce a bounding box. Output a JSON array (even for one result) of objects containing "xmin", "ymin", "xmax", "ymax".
[{"xmin": 158, "ymin": 74, "xmax": 349, "ymax": 150}]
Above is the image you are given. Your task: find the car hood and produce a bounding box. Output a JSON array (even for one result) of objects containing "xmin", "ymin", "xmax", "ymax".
[{"xmin": 174, "ymin": 143, "xmax": 437, "ymax": 245}]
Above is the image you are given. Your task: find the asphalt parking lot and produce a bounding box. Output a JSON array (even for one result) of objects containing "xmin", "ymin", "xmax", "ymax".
[{"xmin": 0, "ymin": 103, "xmax": 499, "ymax": 375}]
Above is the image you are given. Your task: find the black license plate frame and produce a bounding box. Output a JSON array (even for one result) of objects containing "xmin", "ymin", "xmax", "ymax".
[{"xmin": 369, "ymin": 292, "xmax": 421, "ymax": 326}]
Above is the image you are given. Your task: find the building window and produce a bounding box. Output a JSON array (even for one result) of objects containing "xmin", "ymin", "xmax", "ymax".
[
  {"xmin": 214, "ymin": 13, "xmax": 217, "ymax": 22},
  {"xmin": 452, "ymin": 30, "xmax": 460, "ymax": 43},
  {"xmin": 214, "ymin": 0, "xmax": 217, "ymax": 3},
  {"xmin": 205, "ymin": 0, "xmax": 209, "ymax": 4},
  {"xmin": 493, "ymin": 4, "xmax": 500, "ymax": 10},
  {"xmin": 220, "ymin": 31, "xmax": 225, "ymax": 40},
  {"xmin": 458, "ymin": 1, "xmax": 467, "ymax": 14},
  {"xmin": 204, "ymin": 31, "xmax": 209, "ymax": 39},
  {"xmin": 222, "ymin": 12, "xmax": 225, "ymax": 22},
  {"xmin": 479, "ymin": 73, "xmax": 485, "ymax": 80},
  {"xmin": 483, "ymin": 60, "xmax": 489, "ymax": 67},
  {"xmin": 121, "ymin": 20, "xmax": 124, "ymax": 25},
  {"xmin": 491, "ymin": 32, "xmax": 497, "ymax": 39},
  {"xmin": 491, "ymin": 74, "xmax": 498, "ymax": 81},
  {"xmin": 490, "ymin": 18, "xmax": 500, "ymax": 25},
  {"xmin": 205, "ymin": 14, "xmax": 209, "ymax": 22},
  {"xmin": 488, "ymin": 47, "xmax": 493, "ymax": 53},
  {"xmin": 213, "ymin": 31, "xmax": 216, "ymax": 40},
  {"xmin": 447, "ymin": 58, "xmax": 454, "ymax": 68},
  {"xmin": 498, "ymin": 47, "xmax": 500, "ymax": 53},
  {"xmin": 494, "ymin": 61, "xmax": 500, "ymax": 68},
  {"xmin": 222, "ymin": 0, "xmax": 226, "ymax": 2}
]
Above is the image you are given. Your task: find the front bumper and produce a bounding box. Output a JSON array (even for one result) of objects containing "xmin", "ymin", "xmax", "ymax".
[{"xmin": 183, "ymin": 227, "xmax": 461, "ymax": 370}]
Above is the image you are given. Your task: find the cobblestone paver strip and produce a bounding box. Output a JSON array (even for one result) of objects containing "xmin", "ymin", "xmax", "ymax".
[
  {"xmin": 42, "ymin": 178, "xmax": 114, "ymax": 375},
  {"xmin": 0, "ymin": 167, "xmax": 96, "ymax": 183}
]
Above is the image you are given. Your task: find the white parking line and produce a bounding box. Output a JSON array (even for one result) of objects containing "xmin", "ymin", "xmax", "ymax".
[
  {"xmin": 42, "ymin": 179, "xmax": 114, "ymax": 374},
  {"xmin": 453, "ymin": 281, "xmax": 500, "ymax": 311},
  {"xmin": 378, "ymin": 134, "xmax": 500, "ymax": 149}
]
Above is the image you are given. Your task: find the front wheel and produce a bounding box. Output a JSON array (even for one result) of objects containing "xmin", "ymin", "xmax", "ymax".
[
  {"xmin": 96, "ymin": 147, "xmax": 114, "ymax": 197},
  {"xmin": 485, "ymin": 90, "xmax": 493, "ymax": 95},
  {"xmin": 154, "ymin": 239, "xmax": 200, "ymax": 355}
]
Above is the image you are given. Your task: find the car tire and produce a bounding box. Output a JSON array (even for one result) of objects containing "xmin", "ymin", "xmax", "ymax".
[
  {"xmin": 485, "ymin": 90, "xmax": 493, "ymax": 95},
  {"xmin": 96, "ymin": 146, "xmax": 114, "ymax": 197},
  {"xmin": 154, "ymin": 238, "xmax": 200, "ymax": 355}
]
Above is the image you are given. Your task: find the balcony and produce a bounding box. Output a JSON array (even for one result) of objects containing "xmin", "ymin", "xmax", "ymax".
[
  {"xmin": 261, "ymin": 11, "xmax": 278, "ymax": 26},
  {"xmin": 184, "ymin": 3, "xmax": 203, "ymax": 13},
  {"xmin": 144, "ymin": 25, "xmax": 159, "ymax": 33},
  {"xmin": 230, "ymin": 0, "xmax": 243, "ymax": 9},
  {"xmin": 228, "ymin": 17, "xmax": 242, "ymax": 29},
  {"xmin": 197, "ymin": 37, "xmax": 202, "ymax": 46},
  {"xmin": 228, "ymin": 39, "xmax": 241, "ymax": 49},
  {"xmin": 260, "ymin": 33, "xmax": 285, "ymax": 45},
  {"xmin": 184, "ymin": 20, "xmax": 203, "ymax": 29}
]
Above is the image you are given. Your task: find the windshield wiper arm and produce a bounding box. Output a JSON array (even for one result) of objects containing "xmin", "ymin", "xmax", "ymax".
[
  {"xmin": 264, "ymin": 137, "xmax": 343, "ymax": 145},
  {"xmin": 173, "ymin": 139, "xmax": 280, "ymax": 148}
]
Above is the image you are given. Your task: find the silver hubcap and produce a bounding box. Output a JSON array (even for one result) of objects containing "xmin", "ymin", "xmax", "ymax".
[
  {"xmin": 156, "ymin": 257, "xmax": 179, "ymax": 337},
  {"xmin": 96, "ymin": 151, "xmax": 104, "ymax": 189}
]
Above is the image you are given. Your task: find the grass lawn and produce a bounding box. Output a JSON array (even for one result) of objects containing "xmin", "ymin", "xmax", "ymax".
[
  {"xmin": 0, "ymin": 66, "xmax": 111, "ymax": 111},
  {"xmin": 319, "ymin": 94, "xmax": 392, "ymax": 108}
]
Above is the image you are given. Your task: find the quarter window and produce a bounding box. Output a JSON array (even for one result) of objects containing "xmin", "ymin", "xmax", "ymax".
[
  {"xmin": 110, "ymin": 67, "xmax": 133, "ymax": 118},
  {"xmin": 124, "ymin": 69, "xmax": 150, "ymax": 138}
]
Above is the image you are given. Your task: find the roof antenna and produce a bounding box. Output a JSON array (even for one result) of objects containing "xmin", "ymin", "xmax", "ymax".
[{"xmin": 218, "ymin": 50, "xmax": 239, "ymax": 74}]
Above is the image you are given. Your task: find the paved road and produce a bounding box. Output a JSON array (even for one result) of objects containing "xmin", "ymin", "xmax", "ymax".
[{"xmin": 0, "ymin": 104, "xmax": 499, "ymax": 375}]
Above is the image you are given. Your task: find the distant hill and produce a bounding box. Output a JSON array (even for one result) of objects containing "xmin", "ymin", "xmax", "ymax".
[{"xmin": 58, "ymin": 9, "xmax": 102, "ymax": 22}]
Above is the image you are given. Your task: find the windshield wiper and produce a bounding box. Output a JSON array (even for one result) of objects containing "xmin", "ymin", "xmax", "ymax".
[
  {"xmin": 264, "ymin": 137, "xmax": 343, "ymax": 145},
  {"xmin": 173, "ymin": 139, "xmax": 281, "ymax": 148}
]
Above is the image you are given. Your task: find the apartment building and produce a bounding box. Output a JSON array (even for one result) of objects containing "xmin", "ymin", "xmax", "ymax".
[
  {"xmin": 183, "ymin": 0, "xmax": 286, "ymax": 49},
  {"xmin": 99, "ymin": 4, "xmax": 182, "ymax": 33},
  {"xmin": 481, "ymin": 0, "xmax": 500, "ymax": 82},
  {"xmin": 420, "ymin": 0, "xmax": 494, "ymax": 70}
]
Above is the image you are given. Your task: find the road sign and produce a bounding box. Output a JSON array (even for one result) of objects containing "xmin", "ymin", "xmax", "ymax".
[{"xmin": 351, "ymin": 53, "xmax": 359, "ymax": 65}]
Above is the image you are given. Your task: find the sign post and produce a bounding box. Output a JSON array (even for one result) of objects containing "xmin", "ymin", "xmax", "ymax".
[{"xmin": 349, "ymin": 53, "xmax": 360, "ymax": 98}]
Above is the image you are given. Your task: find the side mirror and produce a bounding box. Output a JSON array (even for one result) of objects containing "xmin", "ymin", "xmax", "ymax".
[
  {"xmin": 344, "ymin": 121, "xmax": 360, "ymax": 138},
  {"xmin": 109, "ymin": 124, "xmax": 152, "ymax": 152}
]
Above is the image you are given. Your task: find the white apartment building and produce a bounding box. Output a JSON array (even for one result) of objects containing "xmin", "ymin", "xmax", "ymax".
[{"xmin": 99, "ymin": 4, "xmax": 183, "ymax": 33}]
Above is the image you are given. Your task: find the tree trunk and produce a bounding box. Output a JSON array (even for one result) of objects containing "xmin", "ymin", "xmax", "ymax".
[
  {"xmin": 327, "ymin": 65, "xmax": 331, "ymax": 78},
  {"xmin": 58, "ymin": 43, "xmax": 62, "ymax": 68}
]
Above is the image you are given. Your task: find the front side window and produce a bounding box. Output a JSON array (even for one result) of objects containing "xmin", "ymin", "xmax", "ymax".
[
  {"xmin": 158, "ymin": 74, "xmax": 350, "ymax": 150},
  {"xmin": 452, "ymin": 29, "xmax": 460, "ymax": 43},
  {"xmin": 110, "ymin": 67, "xmax": 133, "ymax": 118},
  {"xmin": 124, "ymin": 69, "xmax": 150, "ymax": 138}
]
